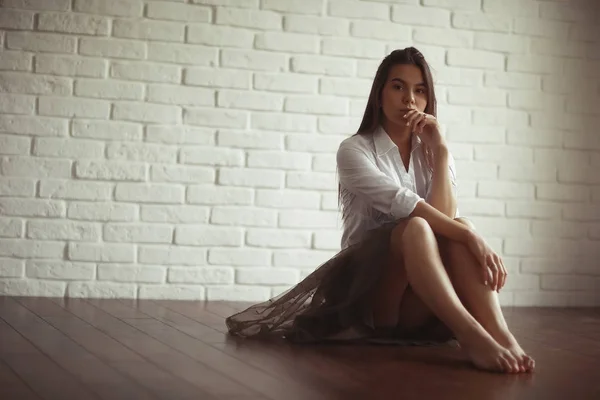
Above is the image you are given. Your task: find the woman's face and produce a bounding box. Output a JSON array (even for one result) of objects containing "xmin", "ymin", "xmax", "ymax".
[{"xmin": 380, "ymin": 64, "xmax": 428, "ymax": 127}]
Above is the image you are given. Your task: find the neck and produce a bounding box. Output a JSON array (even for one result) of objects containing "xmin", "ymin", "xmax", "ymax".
[{"xmin": 381, "ymin": 119, "xmax": 412, "ymax": 151}]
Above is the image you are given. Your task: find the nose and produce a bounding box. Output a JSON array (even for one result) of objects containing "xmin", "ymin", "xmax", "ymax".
[{"xmin": 403, "ymin": 90, "xmax": 415, "ymax": 106}]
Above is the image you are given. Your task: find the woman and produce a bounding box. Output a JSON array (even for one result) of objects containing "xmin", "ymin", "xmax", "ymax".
[{"xmin": 226, "ymin": 47, "xmax": 534, "ymax": 374}]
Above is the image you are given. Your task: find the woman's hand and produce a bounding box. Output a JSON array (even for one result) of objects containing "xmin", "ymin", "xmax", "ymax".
[
  {"xmin": 403, "ymin": 110, "xmax": 445, "ymax": 148},
  {"xmin": 464, "ymin": 230, "xmax": 507, "ymax": 292}
]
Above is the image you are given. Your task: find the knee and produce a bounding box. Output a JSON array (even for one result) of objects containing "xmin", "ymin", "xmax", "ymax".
[
  {"xmin": 455, "ymin": 217, "xmax": 475, "ymax": 230},
  {"xmin": 390, "ymin": 217, "xmax": 434, "ymax": 249}
]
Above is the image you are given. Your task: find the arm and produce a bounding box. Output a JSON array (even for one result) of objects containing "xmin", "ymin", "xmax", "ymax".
[{"xmin": 426, "ymin": 145, "xmax": 458, "ymax": 218}]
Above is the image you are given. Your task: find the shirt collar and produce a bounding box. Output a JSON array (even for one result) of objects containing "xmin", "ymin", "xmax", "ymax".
[{"xmin": 373, "ymin": 125, "xmax": 422, "ymax": 157}]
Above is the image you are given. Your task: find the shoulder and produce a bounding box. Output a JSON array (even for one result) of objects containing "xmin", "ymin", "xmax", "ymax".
[{"xmin": 338, "ymin": 132, "xmax": 373, "ymax": 153}]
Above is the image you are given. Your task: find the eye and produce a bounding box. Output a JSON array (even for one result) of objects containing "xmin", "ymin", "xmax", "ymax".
[
  {"xmin": 416, "ymin": 87, "xmax": 426, "ymax": 94},
  {"xmin": 393, "ymin": 84, "xmax": 403, "ymax": 91}
]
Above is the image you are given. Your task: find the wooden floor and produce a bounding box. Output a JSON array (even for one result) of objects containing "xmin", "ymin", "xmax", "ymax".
[{"xmin": 0, "ymin": 297, "xmax": 599, "ymax": 400}]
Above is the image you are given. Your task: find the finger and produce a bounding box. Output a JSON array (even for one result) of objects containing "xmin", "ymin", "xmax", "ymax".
[
  {"xmin": 416, "ymin": 115, "xmax": 428, "ymax": 133},
  {"xmin": 403, "ymin": 110, "xmax": 418, "ymax": 126},
  {"xmin": 412, "ymin": 114, "xmax": 425, "ymax": 132},
  {"xmin": 488, "ymin": 257, "xmax": 499, "ymax": 291},
  {"xmin": 499, "ymin": 257, "xmax": 508, "ymax": 290},
  {"xmin": 406, "ymin": 111, "xmax": 422, "ymax": 127}
]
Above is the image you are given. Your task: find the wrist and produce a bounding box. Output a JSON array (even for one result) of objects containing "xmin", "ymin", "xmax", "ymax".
[{"xmin": 458, "ymin": 225, "xmax": 476, "ymax": 243}]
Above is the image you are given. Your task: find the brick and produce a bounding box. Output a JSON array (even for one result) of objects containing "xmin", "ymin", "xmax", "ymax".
[
  {"xmin": 69, "ymin": 242, "xmax": 135, "ymax": 262},
  {"xmin": 262, "ymin": 0, "xmax": 322, "ymax": 15},
  {"xmin": 218, "ymin": 90, "xmax": 283, "ymax": 111},
  {"xmin": 146, "ymin": 126, "xmax": 214, "ymax": 145},
  {"xmin": 329, "ymin": 0, "xmax": 388, "ymax": 20},
  {"xmin": 279, "ymin": 210, "xmax": 339, "ymax": 229},
  {"xmin": 206, "ymin": 286, "xmax": 269, "ymax": 302},
  {"xmin": 534, "ymin": 149, "xmax": 588, "ymax": 169},
  {"xmin": 219, "ymin": 168, "xmax": 283, "ymax": 188},
  {"xmin": 531, "ymin": 38, "xmax": 586, "ymax": 58},
  {"xmin": 151, "ymin": 165, "xmax": 214, "ymax": 184},
  {"xmin": 291, "ymin": 55, "xmax": 355, "ymax": 77},
  {"xmin": 75, "ymin": 79, "xmax": 143, "ymax": 100},
  {"xmin": 0, "ymin": 218, "xmax": 23, "ymax": 238},
  {"xmin": 286, "ymin": 134, "xmax": 345, "ymax": 153},
  {"xmin": 0, "ymin": 156, "xmax": 70, "ymax": 178},
  {"xmin": 349, "ymin": 98, "xmax": 367, "ymax": 117},
  {"xmin": 0, "ymin": 51, "xmax": 33, "ymax": 71},
  {"xmin": 185, "ymin": 68, "xmax": 249, "ymax": 89},
  {"xmin": 482, "ymin": 0, "xmax": 538, "ymax": 17},
  {"xmin": 504, "ymin": 238, "xmax": 576, "ymax": 257},
  {"xmin": 74, "ymin": 0, "xmax": 143, "ymax": 17},
  {"xmin": 175, "ymin": 226, "xmax": 243, "ymax": 246},
  {"xmin": 79, "ymin": 38, "xmax": 146, "ymax": 60},
  {"xmin": 107, "ymin": 142, "xmax": 177, "ymax": 163},
  {"xmin": 139, "ymin": 245, "xmax": 207, "ymax": 265},
  {"xmin": 472, "ymin": 109, "xmax": 529, "ymax": 128},
  {"xmin": 147, "ymin": 1, "xmax": 211, "ymax": 22},
  {"xmin": 104, "ymin": 224, "xmax": 173, "ymax": 244},
  {"xmin": 38, "ymin": 12, "xmax": 109, "ymax": 35},
  {"xmin": 285, "ymin": 95, "xmax": 347, "ymax": 115},
  {"xmin": 221, "ymin": 49, "xmax": 287, "ymax": 72},
  {"xmin": 236, "ymin": 268, "xmax": 299, "ymax": 285},
  {"xmin": 322, "ymin": 37, "xmax": 385, "ymax": 59},
  {"xmin": 414, "ymin": 27, "xmax": 472, "ymax": 47},
  {"xmin": 447, "ymin": 49, "xmax": 504, "ymax": 70},
  {"xmin": 0, "ymin": 9, "xmax": 34, "ymax": 29},
  {"xmin": 448, "ymin": 88, "xmax": 506, "ymax": 106},
  {"xmin": 0, "ymin": 198, "xmax": 64, "ymax": 218},
  {"xmin": 466, "ymin": 216, "xmax": 529, "ymax": 237},
  {"xmin": 0, "ymin": 280, "xmax": 65, "ymax": 297},
  {"xmin": 99, "ymin": 264, "xmax": 165, "ymax": 283},
  {"xmin": 564, "ymin": 131, "xmax": 600, "ymax": 151},
  {"xmin": 187, "ymin": 25, "xmax": 254, "ymax": 48},
  {"xmin": 537, "ymin": 184, "xmax": 588, "ymax": 202},
  {"xmin": 73, "ymin": 120, "xmax": 142, "ymax": 142},
  {"xmin": 180, "ymin": 146, "xmax": 244, "ymax": 166},
  {"xmin": 67, "ymin": 282, "xmax": 136, "ymax": 298},
  {"xmin": 38, "ymin": 96, "xmax": 109, "ymax": 119},
  {"xmin": 215, "ymin": 7, "xmax": 281, "ymax": 30},
  {"xmin": 75, "ymin": 160, "xmax": 146, "ymax": 181},
  {"xmin": 506, "ymin": 201, "xmax": 561, "ymax": 219},
  {"xmin": 532, "ymin": 221, "xmax": 587, "ymax": 239},
  {"xmin": 39, "ymin": 179, "xmax": 112, "ymax": 200},
  {"xmin": 33, "ymin": 138, "xmax": 103, "ymax": 159},
  {"xmin": 253, "ymin": 73, "xmax": 317, "ymax": 94},
  {"xmin": 446, "ymin": 143, "xmax": 473, "ymax": 160},
  {"xmin": 116, "ymin": 183, "xmax": 184, "ymax": 204},
  {"xmin": 139, "ymin": 285, "xmax": 205, "ymax": 300},
  {"xmin": 569, "ymin": 24, "xmax": 600, "ymax": 42},
  {"xmin": 423, "ymin": 0, "xmax": 479, "ymax": 10},
  {"xmin": 507, "ymin": 55, "xmax": 562, "ymax": 74},
  {"xmin": 141, "ymin": 205, "xmax": 209, "ymax": 224},
  {"xmin": 168, "ymin": 267, "xmax": 233, "ymax": 284},
  {"xmin": 318, "ymin": 116, "xmax": 362, "ymax": 134},
  {"xmin": 0, "ymin": 239, "xmax": 65, "ymax": 259},
  {"xmin": 435, "ymin": 106, "xmax": 471, "ymax": 126},
  {"xmin": 208, "ymin": 248, "xmax": 270, "ymax": 266},
  {"xmin": 251, "ymin": 112, "xmax": 316, "ymax": 132},
  {"xmin": 313, "ymin": 230, "xmax": 341, "ymax": 250},
  {"xmin": 246, "ymin": 229, "xmax": 311, "ymax": 248},
  {"xmin": 0, "ymin": 135, "xmax": 30, "ymax": 155},
  {"xmin": 446, "ymin": 125, "xmax": 506, "ymax": 144},
  {"xmin": 541, "ymin": 2, "xmax": 591, "ymax": 22},
  {"xmin": 111, "ymin": 62, "xmax": 180, "ymax": 84},
  {"xmin": 558, "ymin": 166, "xmax": 600, "ymax": 185},
  {"xmin": 484, "ymin": 72, "xmax": 540, "ymax": 90},
  {"xmin": 474, "ymin": 145, "xmax": 532, "ymax": 164},
  {"xmin": 507, "ymin": 128, "xmax": 562, "ymax": 148},
  {"xmin": 478, "ymin": 182, "xmax": 534, "ymax": 199},
  {"xmin": 6, "ymin": 32, "xmax": 76, "ymax": 54},
  {"xmin": 1, "ymin": 0, "xmax": 70, "ymax": 11},
  {"xmin": 27, "ymin": 220, "xmax": 99, "ymax": 241},
  {"xmin": 457, "ymin": 199, "xmax": 504, "ymax": 216},
  {"xmin": 247, "ymin": 151, "xmax": 310, "ymax": 170},
  {"xmin": 474, "ymin": 32, "xmax": 529, "ymax": 53},
  {"xmin": 392, "ymin": 5, "xmax": 450, "ymax": 27},
  {"xmin": 113, "ymin": 102, "xmax": 181, "ymax": 124},
  {"xmin": 211, "ymin": 207, "xmax": 277, "ymax": 227},
  {"xmin": 187, "ymin": 185, "xmax": 253, "ymax": 205},
  {"xmin": 148, "ymin": 43, "xmax": 217, "ymax": 66},
  {"xmin": 320, "ymin": 77, "xmax": 371, "ymax": 98},
  {"xmin": 217, "ymin": 130, "xmax": 283, "ymax": 150},
  {"xmin": 192, "ymin": 0, "xmax": 258, "ymax": 9},
  {"xmin": 284, "ymin": 15, "xmax": 349, "ymax": 36},
  {"xmin": 287, "ymin": 172, "xmax": 337, "ymax": 190},
  {"xmin": 0, "ymin": 258, "xmax": 24, "ymax": 277},
  {"xmin": 256, "ymin": 189, "xmax": 320, "ymax": 209},
  {"xmin": 184, "ymin": 108, "xmax": 248, "ymax": 128},
  {"xmin": 455, "ymin": 161, "xmax": 497, "ymax": 180},
  {"xmin": 273, "ymin": 249, "xmax": 336, "ymax": 267},
  {"xmin": 452, "ymin": 12, "xmax": 511, "ymax": 32},
  {"xmin": 499, "ymin": 164, "xmax": 556, "ymax": 182},
  {"xmin": 508, "ymin": 91, "xmax": 564, "ymax": 111},
  {"xmin": 514, "ymin": 18, "xmax": 570, "ymax": 39},
  {"xmin": 0, "ymin": 178, "xmax": 34, "ymax": 197},
  {"xmin": 68, "ymin": 202, "xmax": 137, "ymax": 222},
  {"xmin": 563, "ymin": 205, "xmax": 600, "ymax": 221},
  {"xmin": 501, "ymin": 274, "xmax": 540, "ymax": 291},
  {"xmin": 0, "ymin": 72, "xmax": 71, "ymax": 96},
  {"xmin": 256, "ymin": 32, "xmax": 318, "ymax": 54}
]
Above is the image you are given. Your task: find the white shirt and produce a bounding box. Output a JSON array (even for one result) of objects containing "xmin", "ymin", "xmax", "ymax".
[{"xmin": 336, "ymin": 125, "xmax": 459, "ymax": 250}]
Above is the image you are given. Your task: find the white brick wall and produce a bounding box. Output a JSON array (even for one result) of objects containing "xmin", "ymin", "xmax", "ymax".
[{"xmin": 0, "ymin": 0, "xmax": 599, "ymax": 305}]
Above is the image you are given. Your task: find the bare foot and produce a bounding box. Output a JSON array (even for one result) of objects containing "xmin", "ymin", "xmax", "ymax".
[
  {"xmin": 491, "ymin": 328, "xmax": 535, "ymax": 373},
  {"xmin": 457, "ymin": 327, "xmax": 523, "ymax": 374}
]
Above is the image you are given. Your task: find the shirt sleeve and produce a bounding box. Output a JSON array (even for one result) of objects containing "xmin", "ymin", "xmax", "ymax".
[{"xmin": 336, "ymin": 143, "xmax": 424, "ymax": 219}]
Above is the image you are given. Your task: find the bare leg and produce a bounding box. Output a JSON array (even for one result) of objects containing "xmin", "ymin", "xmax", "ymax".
[
  {"xmin": 393, "ymin": 217, "xmax": 521, "ymax": 373},
  {"xmin": 440, "ymin": 218, "xmax": 535, "ymax": 372}
]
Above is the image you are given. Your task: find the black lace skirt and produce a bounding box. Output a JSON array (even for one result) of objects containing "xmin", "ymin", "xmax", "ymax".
[{"xmin": 225, "ymin": 221, "xmax": 456, "ymax": 346}]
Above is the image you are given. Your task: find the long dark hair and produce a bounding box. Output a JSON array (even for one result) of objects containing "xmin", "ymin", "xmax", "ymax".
[{"xmin": 338, "ymin": 47, "xmax": 437, "ymax": 220}]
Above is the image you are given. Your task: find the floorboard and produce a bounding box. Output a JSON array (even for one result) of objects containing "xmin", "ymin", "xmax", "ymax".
[{"xmin": 0, "ymin": 297, "xmax": 598, "ymax": 400}]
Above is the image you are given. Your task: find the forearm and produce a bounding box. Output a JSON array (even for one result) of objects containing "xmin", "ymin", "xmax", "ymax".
[
  {"xmin": 427, "ymin": 145, "xmax": 457, "ymax": 218},
  {"xmin": 409, "ymin": 200, "xmax": 471, "ymax": 242}
]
